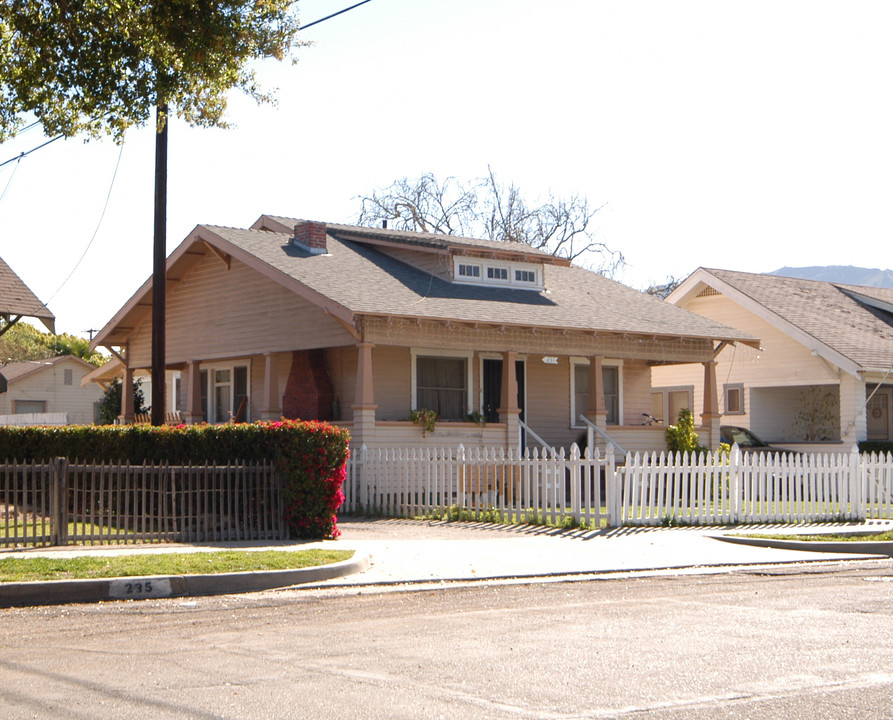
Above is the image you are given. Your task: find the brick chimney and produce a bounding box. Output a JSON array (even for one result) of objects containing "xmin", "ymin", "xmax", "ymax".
[{"xmin": 293, "ymin": 220, "xmax": 327, "ymax": 254}]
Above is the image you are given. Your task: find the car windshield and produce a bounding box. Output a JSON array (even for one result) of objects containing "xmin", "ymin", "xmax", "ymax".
[{"xmin": 723, "ymin": 427, "xmax": 768, "ymax": 447}]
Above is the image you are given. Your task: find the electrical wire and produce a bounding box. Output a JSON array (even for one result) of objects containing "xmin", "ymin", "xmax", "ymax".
[
  {"xmin": 44, "ymin": 138, "xmax": 126, "ymax": 306},
  {"xmin": 0, "ymin": 133, "xmax": 64, "ymax": 170},
  {"xmin": 0, "ymin": 157, "xmax": 21, "ymax": 204}
]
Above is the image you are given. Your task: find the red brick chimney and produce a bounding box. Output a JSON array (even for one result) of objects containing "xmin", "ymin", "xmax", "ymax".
[{"xmin": 293, "ymin": 221, "xmax": 327, "ymax": 254}]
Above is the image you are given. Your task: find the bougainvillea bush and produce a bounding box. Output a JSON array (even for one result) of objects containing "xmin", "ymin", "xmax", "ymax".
[{"xmin": 0, "ymin": 420, "xmax": 350, "ymax": 540}]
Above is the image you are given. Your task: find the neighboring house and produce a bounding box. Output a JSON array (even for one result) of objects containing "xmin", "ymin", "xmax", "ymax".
[
  {"xmin": 0, "ymin": 355, "xmax": 104, "ymax": 425},
  {"xmin": 88, "ymin": 218, "xmax": 757, "ymax": 453},
  {"xmin": 652, "ymin": 268, "xmax": 893, "ymax": 450},
  {"xmin": 0, "ymin": 254, "xmax": 55, "ymax": 336}
]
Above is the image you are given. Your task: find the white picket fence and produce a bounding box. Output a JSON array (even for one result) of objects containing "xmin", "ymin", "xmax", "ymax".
[{"xmin": 343, "ymin": 444, "xmax": 893, "ymax": 527}]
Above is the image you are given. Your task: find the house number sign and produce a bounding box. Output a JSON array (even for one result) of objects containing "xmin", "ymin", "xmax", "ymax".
[{"xmin": 109, "ymin": 577, "xmax": 173, "ymax": 600}]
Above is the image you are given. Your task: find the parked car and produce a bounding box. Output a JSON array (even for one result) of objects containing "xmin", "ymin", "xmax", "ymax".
[{"xmin": 720, "ymin": 425, "xmax": 774, "ymax": 452}]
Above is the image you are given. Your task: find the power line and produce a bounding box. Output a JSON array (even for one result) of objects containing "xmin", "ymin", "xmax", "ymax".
[
  {"xmin": 0, "ymin": 157, "xmax": 21, "ymax": 204},
  {"xmin": 44, "ymin": 138, "xmax": 126, "ymax": 306},
  {"xmin": 301, "ymin": 0, "xmax": 372, "ymax": 30},
  {"xmin": 0, "ymin": 133, "xmax": 64, "ymax": 170}
]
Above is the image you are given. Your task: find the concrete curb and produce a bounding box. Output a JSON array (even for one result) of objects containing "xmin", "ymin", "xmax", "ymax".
[
  {"xmin": 0, "ymin": 552, "xmax": 370, "ymax": 608},
  {"xmin": 712, "ymin": 534, "xmax": 893, "ymax": 556}
]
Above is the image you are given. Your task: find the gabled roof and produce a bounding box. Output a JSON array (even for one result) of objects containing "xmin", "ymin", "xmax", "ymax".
[
  {"xmin": 668, "ymin": 268, "xmax": 893, "ymax": 374},
  {"xmin": 0, "ymin": 355, "xmax": 95, "ymax": 384},
  {"xmin": 0, "ymin": 256, "xmax": 54, "ymax": 332},
  {"xmin": 91, "ymin": 219, "xmax": 758, "ymax": 350}
]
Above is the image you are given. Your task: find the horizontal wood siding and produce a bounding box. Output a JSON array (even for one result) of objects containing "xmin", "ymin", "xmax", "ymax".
[
  {"xmin": 128, "ymin": 253, "xmax": 355, "ymax": 368},
  {"xmin": 373, "ymin": 346, "xmax": 412, "ymax": 421},
  {"xmin": 524, "ymin": 354, "xmax": 573, "ymax": 449}
]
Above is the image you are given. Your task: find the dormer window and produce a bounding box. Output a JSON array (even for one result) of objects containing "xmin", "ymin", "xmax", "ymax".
[{"xmin": 453, "ymin": 257, "xmax": 543, "ymax": 290}]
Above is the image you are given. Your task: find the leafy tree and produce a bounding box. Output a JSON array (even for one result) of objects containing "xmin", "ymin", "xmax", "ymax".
[
  {"xmin": 356, "ymin": 168, "xmax": 623, "ymax": 275},
  {"xmin": 0, "ymin": 322, "xmax": 104, "ymax": 365},
  {"xmin": 96, "ymin": 377, "xmax": 147, "ymax": 425},
  {"xmin": 0, "ymin": 1, "xmax": 308, "ymax": 141}
]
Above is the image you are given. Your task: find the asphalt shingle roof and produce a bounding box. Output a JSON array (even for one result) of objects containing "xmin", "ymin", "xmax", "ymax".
[
  {"xmin": 705, "ymin": 268, "xmax": 893, "ymax": 371},
  {"xmin": 0, "ymin": 256, "xmax": 54, "ymax": 330},
  {"xmin": 205, "ymin": 225, "xmax": 755, "ymax": 344}
]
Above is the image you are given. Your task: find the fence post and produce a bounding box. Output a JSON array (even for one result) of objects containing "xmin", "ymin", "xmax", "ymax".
[
  {"xmin": 851, "ymin": 445, "xmax": 865, "ymax": 521},
  {"xmin": 50, "ymin": 457, "xmax": 69, "ymax": 546},
  {"xmin": 729, "ymin": 443, "xmax": 740, "ymax": 524},
  {"xmin": 570, "ymin": 443, "xmax": 581, "ymax": 524},
  {"xmin": 605, "ymin": 445, "xmax": 616, "ymax": 527}
]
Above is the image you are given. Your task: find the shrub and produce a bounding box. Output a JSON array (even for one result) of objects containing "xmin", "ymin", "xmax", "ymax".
[
  {"xmin": 859, "ymin": 440, "xmax": 893, "ymax": 455},
  {"xmin": 0, "ymin": 420, "xmax": 350, "ymax": 539},
  {"xmin": 665, "ymin": 408, "xmax": 708, "ymax": 455}
]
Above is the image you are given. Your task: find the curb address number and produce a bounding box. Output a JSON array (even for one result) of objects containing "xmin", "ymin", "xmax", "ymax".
[{"xmin": 109, "ymin": 578, "xmax": 172, "ymax": 600}]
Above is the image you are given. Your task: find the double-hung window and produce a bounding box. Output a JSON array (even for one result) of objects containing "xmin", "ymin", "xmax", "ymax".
[{"xmin": 413, "ymin": 352, "xmax": 470, "ymax": 421}]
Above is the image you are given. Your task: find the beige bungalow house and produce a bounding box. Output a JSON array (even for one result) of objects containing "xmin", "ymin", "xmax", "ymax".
[
  {"xmin": 0, "ymin": 254, "xmax": 55, "ymax": 336},
  {"xmin": 652, "ymin": 268, "xmax": 893, "ymax": 450},
  {"xmin": 89, "ymin": 218, "xmax": 757, "ymax": 453}
]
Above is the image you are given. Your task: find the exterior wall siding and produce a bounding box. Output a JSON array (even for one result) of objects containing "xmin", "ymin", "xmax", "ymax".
[{"xmin": 127, "ymin": 253, "xmax": 355, "ymax": 367}]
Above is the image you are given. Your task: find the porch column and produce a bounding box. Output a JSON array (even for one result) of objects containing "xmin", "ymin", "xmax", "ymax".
[
  {"xmin": 701, "ymin": 360, "xmax": 721, "ymax": 448},
  {"xmin": 260, "ymin": 352, "xmax": 281, "ymax": 421},
  {"xmin": 183, "ymin": 360, "xmax": 203, "ymax": 424},
  {"xmin": 498, "ymin": 351, "xmax": 521, "ymax": 450},
  {"xmin": 584, "ymin": 355, "xmax": 608, "ymax": 451},
  {"xmin": 119, "ymin": 363, "xmax": 135, "ymax": 425},
  {"xmin": 352, "ymin": 342, "xmax": 377, "ymax": 446}
]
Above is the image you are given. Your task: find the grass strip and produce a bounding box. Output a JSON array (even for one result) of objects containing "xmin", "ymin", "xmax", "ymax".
[
  {"xmin": 0, "ymin": 549, "xmax": 353, "ymax": 583},
  {"xmin": 741, "ymin": 530, "xmax": 893, "ymax": 543}
]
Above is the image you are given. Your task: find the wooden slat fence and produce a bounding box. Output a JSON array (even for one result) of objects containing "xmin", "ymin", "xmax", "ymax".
[
  {"xmin": 344, "ymin": 444, "xmax": 893, "ymax": 528},
  {"xmin": 0, "ymin": 458, "xmax": 285, "ymax": 548},
  {"xmin": 343, "ymin": 444, "xmax": 613, "ymax": 528}
]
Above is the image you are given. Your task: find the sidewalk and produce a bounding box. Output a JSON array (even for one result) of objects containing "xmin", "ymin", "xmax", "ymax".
[{"xmin": 2, "ymin": 517, "xmax": 892, "ymax": 606}]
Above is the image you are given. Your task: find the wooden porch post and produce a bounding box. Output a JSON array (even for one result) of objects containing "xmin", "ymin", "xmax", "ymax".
[
  {"xmin": 260, "ymin": 352, "xmax": 281, "ymax": 421},
  {"xmin": 119, "ymin": 362, "xmax": 135, "ymax": 425},
  {"xmin": 183, "ymin": 360, "xmax": 203, "ymax": 424},
  {"xmin": 498, "ymin": 351, "xmax": 521, "ymax": 449},
  {"xmin": 584, "ymin": 355, "xmax": 608, "ymax": 450},
  {"xmin": 701, "ymin": 360, "xmax": 721, "ymax": 448},
  {"xmin": 352, "ymin": 342, "xmax": 377, "ymax": 446}
]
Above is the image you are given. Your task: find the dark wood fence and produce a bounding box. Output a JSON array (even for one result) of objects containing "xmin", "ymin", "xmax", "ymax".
[{"xmin": 0, "ymin": 458, "xmax": 286, "ymax": 548}]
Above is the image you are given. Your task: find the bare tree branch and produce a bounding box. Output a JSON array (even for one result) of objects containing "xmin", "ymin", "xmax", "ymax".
[{"xmin": 355, "ymin": 170, "xmax": 623, "ymax": 276}]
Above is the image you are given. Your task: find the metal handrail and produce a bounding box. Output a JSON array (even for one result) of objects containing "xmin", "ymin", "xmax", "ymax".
[
  {"xmin": 518, "ymin": 419, "xmax": 560, "ymax": 458},
  {"xmin": 578, "ymin": 415, "xmax": 627, "ymax": 456}
]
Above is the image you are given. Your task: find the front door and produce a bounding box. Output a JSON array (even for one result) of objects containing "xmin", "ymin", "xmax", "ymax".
[
  {"xmin": 482, "ymin": 359, "xmax": 525, "ymax": 424},
  {"xmin": 867, "ymin": 387, "xmax": 892, "ymax": 441}
]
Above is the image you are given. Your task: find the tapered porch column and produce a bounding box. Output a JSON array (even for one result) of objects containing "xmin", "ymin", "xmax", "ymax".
[
  {"xmin": 183, "ymin": 360, "xmax": 203, "ymax": 424},
  {"xmin": 583, "ymin": 355, "xmax": 608, "ymax": 450},
  {"xmin": 119, "ymin": 363, "xmax": 135, "ymax": 425},
  {"xmin": 260, "ymin": 352, "xmax": 281, "ymax": 421},
  {"xmin": 352, "ymin": 342, "xmax": 377, "ymax": 446},
  {"xmin": 498, "ymin": 351, "xmax": 521, "ymax": 449},
  {"xmin": 701, "ymin": 360, "xmax": 721, "ymax": 448}
]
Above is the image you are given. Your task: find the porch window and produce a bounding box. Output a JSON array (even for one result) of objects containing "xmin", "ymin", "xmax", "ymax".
[
  {"xmin": 724, "ymin": 383, "xmax": 744, "ymax": 415},
  {"xmin": 415, "ymin": 356, "xmax": 468, "ymax": 420},
  {"xmin": 572, "ymin": 361, "xmax": 620, "ymax": 427}
]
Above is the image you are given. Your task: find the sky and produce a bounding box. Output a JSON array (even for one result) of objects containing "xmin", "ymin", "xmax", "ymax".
[{"xmin": 1, "ymin": 0, "xmax": 892, "ymax": 337}]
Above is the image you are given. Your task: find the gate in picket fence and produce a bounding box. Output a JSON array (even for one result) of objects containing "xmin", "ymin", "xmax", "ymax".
[{"xmin": 0, "ymin": 458, "xmax": 285, "ymax": 548}]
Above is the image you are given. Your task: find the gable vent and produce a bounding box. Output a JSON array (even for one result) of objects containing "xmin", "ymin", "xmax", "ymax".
[{"xmin": 696, "ymin": 287, "xmax": 720, "ymax": 298}]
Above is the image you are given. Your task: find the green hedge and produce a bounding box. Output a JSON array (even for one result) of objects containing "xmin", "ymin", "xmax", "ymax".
[
  {"xmin": 0, "ymin": 420, "xmax": 351, "ymax": 539},
  {"xmin": 859, "ymin": 440, "xmax": 893, "ymax": 455}
]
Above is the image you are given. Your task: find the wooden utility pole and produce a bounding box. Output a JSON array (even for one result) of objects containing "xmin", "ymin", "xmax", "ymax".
[{"xmin": 151, "ymin": 104, "xmax": 167, "ymax": 426}]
